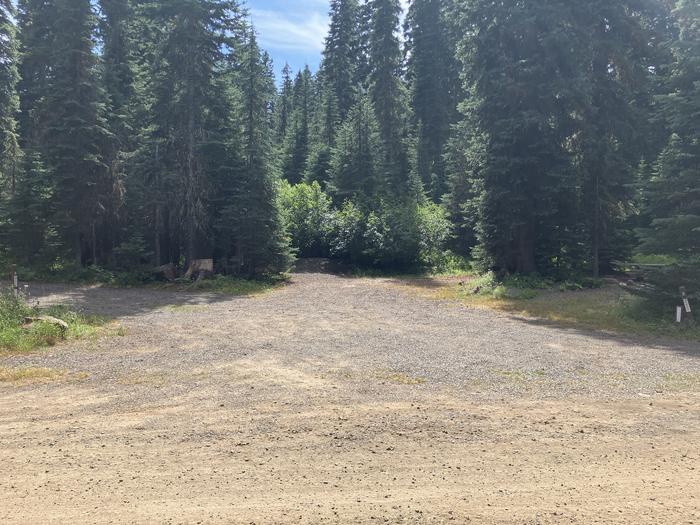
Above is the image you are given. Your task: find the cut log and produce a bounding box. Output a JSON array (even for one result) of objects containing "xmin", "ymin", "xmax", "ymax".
[
  {"xmin": 23, "ymin": 316, "xmax": 69, "ymax": 334},
  {"xmin": 184, "ymin": 259, "xmax": 214, "ymax": 280}
]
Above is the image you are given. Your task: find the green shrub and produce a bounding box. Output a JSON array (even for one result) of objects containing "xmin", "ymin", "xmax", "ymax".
[
  {"xmin": 415, "ymin": 202, "xmax": 471, "ymax": 273},
  {"xmin": 279, "ymin": 181, "xmax": 334, "ymax": 257}
]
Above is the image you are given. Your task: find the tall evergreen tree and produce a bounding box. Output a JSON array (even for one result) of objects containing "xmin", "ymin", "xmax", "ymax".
[
  {"xmin": 218, "ymin": 30, "xmax": 292, "ymax": 275},
  {"xmin": 454, "ymin": 0, "xmax": 584, "ymax": 275},
  {"xmin": 368, "ymin": 0, "xmax": 411, "ymax": 194},
  {"xmin": 46, "ymin": 0, "xmax": 115, "ymax": 264},
  {"xmin": 574, "ymin": 1, "xmax": 666, "ymax": 277},
  {"xmin": 281, "ymin": 66, "xmax": 313, "ymax": 184},
  {"xmin": 330, "ymin": 95, "xmax": 384, "ymax": 201},
  {"xmin": 404, "ymin": 0, "xmax": 461, "ymax": 201},
  {"xmin": 100, "ymin": 0, "xmax": 134, "ymax": 146},
  {"xmin": 16, "ymin": 0, "xmax": 53, "ymax": 145},
  {"xmin": 4, "ymin": 0, "xmax": 55, "ymax": 263},
  {"xmin": 0, "ymin": 0, "xmax": 20, "ymax": 195},
  {"xmin": 304, "ymin": 83, "xmax": 339, "ymax": 187},
  {"xmin": 635, "ymin": 0, "xmax": 700, "ymax": 300},
  {"xmin": 275, "ymin": 63, "xmax": 294, "ymax": 142},
  {"xmin": 143, "ymin": 0, "xmax": 243, "ymax": 264},
  {"xmin": 321, "ymin": 0, "xmax": 360, "ymax": 120}
]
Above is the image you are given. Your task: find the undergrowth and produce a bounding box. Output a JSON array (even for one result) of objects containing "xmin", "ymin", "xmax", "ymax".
[
  {"xmin": 440, "ymin": 273, "xmax": 699, "ymax": 341},
  {"xmin": 0, "ymin": 291, "xmax": 105, "ymax": 354},
  {"xmin": 11, "ymin": 261, "xmax": 288, "ymax": 296}
]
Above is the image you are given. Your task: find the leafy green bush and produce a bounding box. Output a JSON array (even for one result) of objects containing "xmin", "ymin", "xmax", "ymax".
[
  {"xmin": 416, "ymin": 202, "xmax": 469, "ymax": 272},
  {"xmin": 280, "ymin": 185, "xmax": 465, "ymax": 272},
  {"xmin": 327, "ymin": 200, "xmax": 365, "ymax": 263},
  {"xmin": 326, "ymin": 199, "xmax": 421, "ymax": 269},
  {"xmin": 279, "ymin": 181, "xmax": 334, "ymax": 257}
]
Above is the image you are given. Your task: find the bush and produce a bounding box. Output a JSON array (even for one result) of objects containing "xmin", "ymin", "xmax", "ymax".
[
  {"xmin": 416, "ymin": 202, "xmax": 467, "ymax": 272},
  {"xmin": 280, "ymin": 185, "xmax": 463, "ymax": 272},
  {"xmin": 279, "ymin": 181, "xmax": 334, "ymax": 257},
  {"xmin": 327, "ymin": 200, "xmax": 365, "ymax": 262}
]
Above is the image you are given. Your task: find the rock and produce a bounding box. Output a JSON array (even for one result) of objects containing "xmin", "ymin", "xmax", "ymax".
[{"xmin": 23, "ymin": 316, "xmax": 69, "ymax": 334}]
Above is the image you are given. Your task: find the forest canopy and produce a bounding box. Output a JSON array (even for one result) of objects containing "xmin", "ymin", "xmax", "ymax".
[{"xmin": 0, "ymin": 0, "xmax": 697, "ymax": 300}]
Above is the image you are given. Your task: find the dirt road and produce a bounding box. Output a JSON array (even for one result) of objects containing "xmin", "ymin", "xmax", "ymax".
[{"xmin": 1, "ymin": 269, "xmax": 698, "ymax": 524}]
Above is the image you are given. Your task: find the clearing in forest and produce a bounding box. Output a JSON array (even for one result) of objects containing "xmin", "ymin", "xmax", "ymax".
[{"xmin": 1, "ymin": 268, "xmax": 698, "ymax": 524}]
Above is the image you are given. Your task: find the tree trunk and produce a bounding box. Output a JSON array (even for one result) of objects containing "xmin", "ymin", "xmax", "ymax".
[
  {"xmin": 74, "ymin": 233, "xmax": 83, "ymax": 267},
  {"xmin": 592, "ymin": 171, "xmax": 600, "ymax": 278},
  {"xmin": 155, "ymin": 204, "xmax": 162, "ymax": 266},
  {"xmin": 91, "ymin": 222, "xmax": 98, "ymax": 266},
  {"xmin": 517, "ymin": 221, "xmax": 536, "ymax": 274}
]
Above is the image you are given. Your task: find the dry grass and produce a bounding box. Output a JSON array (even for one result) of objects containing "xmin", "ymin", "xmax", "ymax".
[
  {"xmin": 432, "ymin": 284, "xmax": 700, "ymax": 341},
  {"xmin": 0, "ymin": 367, "xmax": 66, "ymax": 385},
  {"xmin": 375, "ymin": 371, "xmax": 427, "ymax": 385}
]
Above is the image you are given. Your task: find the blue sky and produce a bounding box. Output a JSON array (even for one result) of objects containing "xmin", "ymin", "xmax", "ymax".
[{"xmin": 246, "ymin": 0, "xmax": 409, "ymax": 81}]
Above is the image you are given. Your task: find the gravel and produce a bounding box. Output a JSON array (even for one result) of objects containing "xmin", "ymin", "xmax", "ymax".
[{"xmin": 4, "ymin": 270, "xmax": 699, "ymax": 401}]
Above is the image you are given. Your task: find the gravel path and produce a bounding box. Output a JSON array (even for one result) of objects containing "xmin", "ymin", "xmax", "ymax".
[{"xmin": 1, "ymin": 269, "xmax": 699, "ymax": 523}]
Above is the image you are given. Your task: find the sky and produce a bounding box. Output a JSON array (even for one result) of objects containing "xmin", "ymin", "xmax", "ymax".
[{"xmin": 246, "ymin": 0, "xmax": 409, "ymax": 81}]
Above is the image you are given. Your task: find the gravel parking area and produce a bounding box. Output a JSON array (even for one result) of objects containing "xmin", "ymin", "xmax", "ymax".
[{"xmin": 1, "ymin": 269, "xmax": 698, "ymax": 523}]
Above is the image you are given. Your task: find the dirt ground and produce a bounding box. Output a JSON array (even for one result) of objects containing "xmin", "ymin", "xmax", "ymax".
[{"xmin": 1, "ymin": 266, "xmax": 698, "ymax": 524}]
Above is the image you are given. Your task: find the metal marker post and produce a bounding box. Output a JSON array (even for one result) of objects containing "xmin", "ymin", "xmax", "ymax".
[
  {"xmin": 679, "ymin": 287, "xmax": 694, "ymax": 325},
  {"xmin": 11, "ymin": 266, "xmax": 19, "ymax": 297}
]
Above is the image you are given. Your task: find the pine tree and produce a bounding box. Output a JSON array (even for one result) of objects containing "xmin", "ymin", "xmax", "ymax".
[
  {"xmin": 281, "ymin": 67, "xmax": 313, "ymax": 184},
  {"xmin": 100, "ymin": 0, "xmax": 134, "ymax": 146},
  {"xmin": 330, "ymin": 95, "xmax": 384, "ymax": 201},
  {"xmin": 574, "ymin": 1, "xmax": 666, "ymax": 277},
  {"xmin": 275, "ymin": 63, "xmax": 294, "ymax": 142},
  {"xmin": 42, "ymin": 0, "xmax": 115, "ymax": 265},
  {"xmin": 218, "ymin": 30, "xmax": 292, "ymax": 275},
  {"xmin": 16, "ymin": 0, "xmax": 55, "ymax": 150},
  {"xmin": 404, "ymin": 0, "xmax": 460, "ymax": 201},
  {"xmin": 304, "ymin": 83, "xmax": 339, "ymax": 187},
  {"xmin": 355, "ymin": 0, "xmax": 373, "ymax": 89},
  {"xmin": 368, "ymin": 0, "xmax": 411, "ymax": 195},
  {"xmin": 321, "ymin": 0, "xmax": 360, "ymax": 120},
  {"xmin": 0, "ymin": 0, "xmax": 20, "ymax": 196},
  {"xmin": 143, "ymin": 0, "xmax": 243, "ymax": 264},
  {"xmin": 4, "ymin": 0, "xmax": 54, "ymax": 263},
  {"xmin": 454, "ymin": 0, "xmax": 584, "ymax": 275},
  {"xmin": 635, "ymin": 0, "xmax": 700, "ymax": 301}
]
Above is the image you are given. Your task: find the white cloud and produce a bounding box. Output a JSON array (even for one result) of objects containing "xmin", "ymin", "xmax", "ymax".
[
  {"xmin": 250, "ymin": 8, "xmax": 329, "ymax": 54},
  {"xmin": 250, "ymin": 0, "xmax": 411, "ymax": 55}
]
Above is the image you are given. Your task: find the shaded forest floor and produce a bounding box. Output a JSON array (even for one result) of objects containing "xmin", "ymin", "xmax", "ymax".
[{"xmin": 1, "ymin": 267, "xmax": 699, "ymax": 524}]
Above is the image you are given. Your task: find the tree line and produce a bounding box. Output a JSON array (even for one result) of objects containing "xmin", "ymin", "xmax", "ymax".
[{"xmin": 0, "ymin": 0, "xmax": 697, "ymax": 295}]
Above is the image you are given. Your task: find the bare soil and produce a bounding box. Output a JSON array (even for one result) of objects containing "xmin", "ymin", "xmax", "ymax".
[{"xmin": 1, "ymin": 268, "xmax": 698, "ymax": 524}]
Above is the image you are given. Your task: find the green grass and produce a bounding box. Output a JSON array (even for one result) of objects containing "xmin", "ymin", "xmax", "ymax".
[
  {"xmin": 155, "ymin": 274, "xmax": 288, "ymax": 295},
  {"xmin": 0, "ymin": 292, "xmax": 106, "ymax": 354}
]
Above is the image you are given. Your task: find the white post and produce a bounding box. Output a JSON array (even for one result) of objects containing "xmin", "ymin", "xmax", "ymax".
[{"xmin": 676, "ymin": 306, "xmax": 683, "ymax": 324}]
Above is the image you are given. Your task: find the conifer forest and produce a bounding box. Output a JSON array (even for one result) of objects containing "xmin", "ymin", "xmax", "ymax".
[{"xmin": 0, "ymin": 0, "xmax": 698, "ymax": 301}]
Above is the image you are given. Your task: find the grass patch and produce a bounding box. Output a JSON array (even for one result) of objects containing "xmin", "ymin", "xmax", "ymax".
[
  {"xmin": 0, "ymin": 367, "xmax": 66, "ymax": 384},
  {"xmin": 166, "ymin": 274, "xmax": 287, "ymax": 295},
  {"xmin": 375, "ymin": 371, "xmax": 427, "ymax": 385},
  {"xmin": 0, "ymin": 292, "xmax": 106, "ymax": 354},
  {"xmin": 660, "ymin": 373, "xmax": 700, "ymax": 392},
  {"xmin": 438, "ymin": 279, "xmax": 700, "ymax": 341}
]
